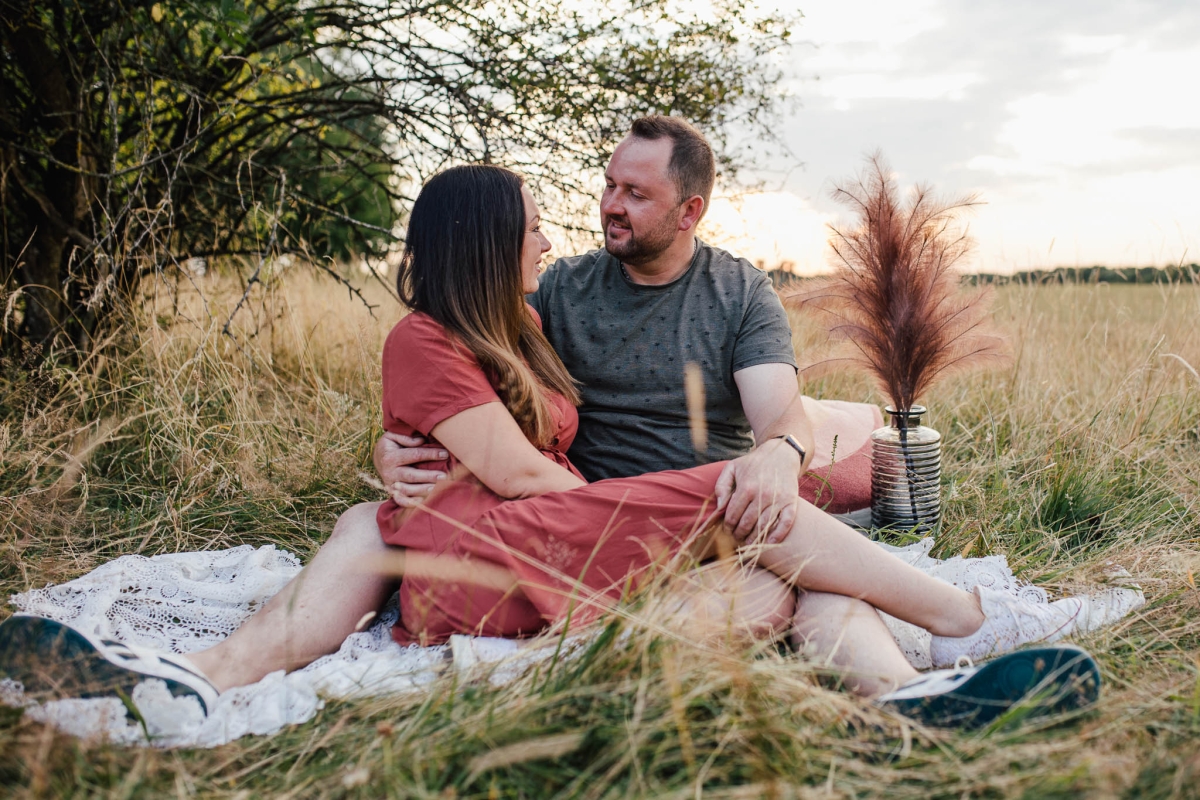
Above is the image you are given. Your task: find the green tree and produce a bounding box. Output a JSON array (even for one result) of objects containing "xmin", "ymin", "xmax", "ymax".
[{"xmin": 0, "ymin": 0, "xmax": 792, "ymax": 358}]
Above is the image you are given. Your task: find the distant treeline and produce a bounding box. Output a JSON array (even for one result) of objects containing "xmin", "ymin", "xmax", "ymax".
[
  {"xmin": 766, "ymin": 265, "xmax": 1199, "ymax": 289},
  {"xmin": 966, "ymin": 265, "xmax": 1199, "ymax": 285}
]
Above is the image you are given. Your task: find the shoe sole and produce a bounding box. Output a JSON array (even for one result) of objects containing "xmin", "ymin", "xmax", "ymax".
[
  {"xmin": 0, "ymin": 615, "xmax": 211, "ymax": 715},
  {"xmin": 883, "ymin": 645, "xmax": 1101, "ymax": 730}
]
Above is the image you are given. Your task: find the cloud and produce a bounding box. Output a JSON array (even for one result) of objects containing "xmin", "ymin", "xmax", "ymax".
[
  {"xmin": 741, "ymin": 0, "xmax": 1200, "ymax": 269},
  {"xmin": 776, "ymin": 0, "xmax": 945, "ymax": 48},
  {"xmin": 1060, "ymin": 34, "xmax": 1125, "ymax": 56},
  {"xmin": 969, "ymin": 43, "xmax": 1200, "ymax": 177},
  {"xmin": 967, "ymin": 165, "xmax": 1200, "ymax": 272},
  {"xmin": 820, "ymin": 73, "xmax": 982, "ymax": 107}
]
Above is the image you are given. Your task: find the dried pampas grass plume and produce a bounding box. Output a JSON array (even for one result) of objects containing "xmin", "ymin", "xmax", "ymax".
[{"xmin": 785, "ymin": 153, "xmax": 1010, "ymax": 412}]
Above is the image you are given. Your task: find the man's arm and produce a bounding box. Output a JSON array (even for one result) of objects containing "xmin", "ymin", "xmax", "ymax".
[
  {"xmin": 375, "ymin": 405, "xmax": 586, "ymax": 504},
  {"xmin": 714, "ymin": 362, "xmax": 815, "ymax": 544},
  {"xmin": 737, "ymin": 363, "xmax": 815, "ymax": 463}
]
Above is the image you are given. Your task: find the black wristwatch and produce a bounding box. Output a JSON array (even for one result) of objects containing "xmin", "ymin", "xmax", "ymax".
[{"xmin": 771, "ymin": 434, "xmax": 807, "ymax": 464}]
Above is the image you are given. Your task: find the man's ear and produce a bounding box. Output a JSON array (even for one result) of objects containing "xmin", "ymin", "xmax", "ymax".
[{"xmin": 677, "ymin": 195, "xmax": 706, "ymax": 232}]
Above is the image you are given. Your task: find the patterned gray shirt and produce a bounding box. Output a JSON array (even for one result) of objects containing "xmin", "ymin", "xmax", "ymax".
[{"xmin": 528, "ymin": 240, "xmax": 796, "ymax": 481}]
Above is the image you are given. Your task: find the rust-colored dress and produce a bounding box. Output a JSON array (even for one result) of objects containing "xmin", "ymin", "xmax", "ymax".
[{"xmin": 376, "ymin": 310, "xmax": 871, "ymax": 645}]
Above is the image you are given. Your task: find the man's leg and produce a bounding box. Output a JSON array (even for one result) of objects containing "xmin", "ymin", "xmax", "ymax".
[
  {"xmin": 188, "ymin": 502, "xmax": 399, "ymax": 691},
  {"xmin": 791, "ymin": 591, "xmax": 917, "ymax": 697}
]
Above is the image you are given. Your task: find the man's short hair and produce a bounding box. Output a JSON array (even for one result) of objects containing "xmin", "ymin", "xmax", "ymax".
[{"xmin": 629, "ymin": 116, "xmax": 715, "ymax": 214}]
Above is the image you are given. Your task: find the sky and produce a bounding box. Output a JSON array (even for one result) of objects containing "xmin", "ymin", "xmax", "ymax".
[{"xmin": 700, "ymin": 0, "xmax": 1200, "ymax": 274}]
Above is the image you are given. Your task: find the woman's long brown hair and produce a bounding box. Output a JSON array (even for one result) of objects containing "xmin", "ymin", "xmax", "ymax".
[{"xmin": 396, "ymin": 165, "xmax": 579, "ymax": 447}]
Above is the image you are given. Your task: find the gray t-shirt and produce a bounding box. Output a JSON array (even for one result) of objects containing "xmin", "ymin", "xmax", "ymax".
[{"xmin": 528, "ymin": 240, "xmax": 796, "ymax": 481}]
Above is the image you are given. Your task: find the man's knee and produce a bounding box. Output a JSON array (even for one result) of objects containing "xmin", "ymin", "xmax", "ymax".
[{"xmin": 704, "ymin": 567, "xmax": 795, "ymax": 638}]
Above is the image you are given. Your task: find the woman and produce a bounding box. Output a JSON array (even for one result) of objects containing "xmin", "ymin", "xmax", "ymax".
[{"xmin": 0, "ymin": 166, "xmax": 1102, "ymax": 728}]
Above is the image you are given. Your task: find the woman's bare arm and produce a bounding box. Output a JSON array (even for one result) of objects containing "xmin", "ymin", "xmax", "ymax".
[{"xmin": 431, "ymin": 402, "xmax": 585, "ymax": 499}]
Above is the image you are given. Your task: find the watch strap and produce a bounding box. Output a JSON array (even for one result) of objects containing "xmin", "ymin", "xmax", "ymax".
[{"xmin": 771, "ymin": 433, "xmax": 807, "ymax": 463}]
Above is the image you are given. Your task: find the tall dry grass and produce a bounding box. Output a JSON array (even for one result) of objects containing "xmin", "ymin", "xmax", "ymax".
[{"xmin": 1, "ymin": 273, "xmax": 1198, "ymax": 798}]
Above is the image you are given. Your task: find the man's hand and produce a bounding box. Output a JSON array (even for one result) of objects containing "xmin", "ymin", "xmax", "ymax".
[
  {"xmin": 713, "ymin": 438, "xmax": 803, "ymax": 545},
  {"xmin": 373, "ymin": 432, "xmax": 449, "ymax": 508}
]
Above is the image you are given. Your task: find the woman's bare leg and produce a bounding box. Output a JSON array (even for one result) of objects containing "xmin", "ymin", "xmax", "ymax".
[
  {"xmin": 791, "ymin": 591, "xmax": 919, "ymax": 697},
  {"xmin": 188, "ymin": 502, "xmax": 398, "ymax": 692},
  {"xmin": 750, "ymin": 500, "xmax": 986, "ymax": 638}
]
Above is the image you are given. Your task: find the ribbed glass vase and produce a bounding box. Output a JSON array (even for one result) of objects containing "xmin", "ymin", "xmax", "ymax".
[{"xmin": 870, "ymin": 405, "xmax": 942, "ymax": 534}]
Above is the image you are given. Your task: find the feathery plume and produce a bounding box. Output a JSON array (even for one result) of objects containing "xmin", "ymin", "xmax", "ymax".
[{"xmin": 785, "ymin": 153, "xmax": 1009, "ymax": 412}]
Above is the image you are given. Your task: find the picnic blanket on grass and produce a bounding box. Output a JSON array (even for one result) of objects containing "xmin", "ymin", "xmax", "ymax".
[{"xmin": 0, "ymin": 540, "xmax": 1145, "ymax": 748}]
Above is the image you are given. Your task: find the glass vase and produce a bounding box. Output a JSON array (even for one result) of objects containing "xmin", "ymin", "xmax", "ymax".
[{"xmin": 870, "ymin": 405, "xmax": 942, "ymax": 535}]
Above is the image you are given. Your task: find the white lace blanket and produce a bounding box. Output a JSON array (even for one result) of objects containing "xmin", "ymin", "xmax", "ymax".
[{"xmin": 1, "ymin": 540, "xmax": 1144, "ymax": 748}]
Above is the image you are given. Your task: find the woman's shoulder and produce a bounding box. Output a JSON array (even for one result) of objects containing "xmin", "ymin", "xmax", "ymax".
[
  {"xmin": 385, "ymin": 311, "xmax": 464, "ymax": 355},
  {"xmin": 381, "ymin": 312, "xmax": 500, "ymax": 432},
  {"xmin": 390, "ymin": 306, "xmax": 541, "ymax": 345},
  {"xmin": 385, "ymin": 305, "xmax": 542, "ymax": 360},
  {"xmin": 388, "ymin": 310, "xmax": 444, "ymax": 341},
  {"xmin": 383, "ymin": 311, "xmax": 495, "ymax": 390}
]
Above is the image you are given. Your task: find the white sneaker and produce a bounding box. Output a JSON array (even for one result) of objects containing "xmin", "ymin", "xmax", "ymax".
[{"xmin": 929, "ymin": 585, "xmax": 1086, "ymax": 669}]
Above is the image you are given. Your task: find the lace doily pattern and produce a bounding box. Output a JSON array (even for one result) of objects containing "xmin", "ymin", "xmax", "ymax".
[
  {"xmin": 3, "ymin": 540, "xmax": 1144, "ymax": 747},
  {"xmin": 15, "ymin": 546, "xmax": 302, "ymax": 653}
]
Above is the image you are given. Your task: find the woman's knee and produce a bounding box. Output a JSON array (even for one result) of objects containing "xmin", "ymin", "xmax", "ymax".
[
  {"xmin": 328, "ymin": 501, "xmax": 385, "ymax": 547},
  {"xmin": 793, "ymin": 591, "xmax": 877, "ymax": 626},
  {"xmin": 739, "ymin": 569, "xmax": 796, "ymax": 634},
  {"xmin": 680, "ymin": 566, "xmax": 795, "ymax": 639}
]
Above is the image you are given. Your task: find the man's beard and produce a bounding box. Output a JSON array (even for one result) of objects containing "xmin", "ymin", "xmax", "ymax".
[{"xmin": 603, "ymin": 211, "xmax": 679, "ymax": 266}]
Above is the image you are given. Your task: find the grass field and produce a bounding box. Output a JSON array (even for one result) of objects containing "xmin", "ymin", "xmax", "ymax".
[{"xmin": 1, "ymin": 275, "xmax": 1198, "ymax": 798}]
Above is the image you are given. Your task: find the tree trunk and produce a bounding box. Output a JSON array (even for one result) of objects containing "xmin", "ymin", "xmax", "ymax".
[{"xmin": 6, "ymin": 4, "xmax": 100, "ymax": 353}]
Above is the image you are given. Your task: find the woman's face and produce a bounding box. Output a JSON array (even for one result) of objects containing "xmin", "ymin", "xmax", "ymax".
[{"xmin": 520, "ymin": 184, "xmax": 552, "ymax": 294}]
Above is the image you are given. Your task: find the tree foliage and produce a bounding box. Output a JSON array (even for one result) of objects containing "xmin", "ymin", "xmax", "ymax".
[{"xmin": 0, "ymin": 0, "xmax": 793, "ymax": 357}]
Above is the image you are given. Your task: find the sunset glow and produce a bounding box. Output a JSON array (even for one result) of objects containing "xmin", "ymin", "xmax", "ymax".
[{"xmin": 702, "ymin": 0, "xmax": 1200, "ymax": 274}]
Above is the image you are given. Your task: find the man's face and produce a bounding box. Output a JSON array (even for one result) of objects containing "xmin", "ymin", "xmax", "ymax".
[{"xmin": 600, "ymin": 136, "xmax": 684, "ymax": 265}]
